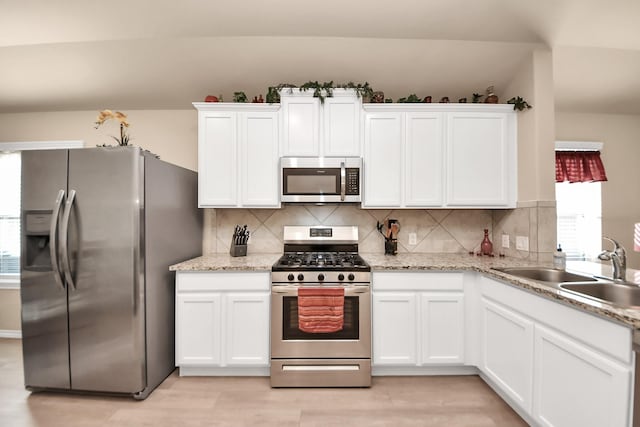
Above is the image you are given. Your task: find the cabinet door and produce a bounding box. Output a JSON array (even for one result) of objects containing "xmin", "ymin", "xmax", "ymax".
[
  {"xmin": 176, "ymin": 293, "xmax": 222, "ymax": 366},
  {"xmin": 225, "ymin": 293, "xmax": 270, "ymax": 367},
  {"xmin": 372, "ymin": 292, "xmax": 417, "ymax": 365},
  {"xmin": 533, "ymin": 325, "xmax": 631, "ymax": 427},
  {"xmin": 281, "ymin": 95, "xmax": 320, "ymax": 156},
  {"xmin": 420, "ymin": 293, "xmax": 464, "ymax": 364},
  {"xmin": 481, "ymin": 297, "xmax": 534, "ymax": 414},
  {"xmin": 240, "ymin": 112, "xmax": 280, "ymax": 207},
  {"xmin": 363, "ymin": 112, "xmax": 403, "ymax": 207},
  {"xmin": 405, "ymin": 112, "xmax": 444, "ymax": 207},
  {"xmin": 446, "ymin": 112, "xmax": 514, "ymax": 207},
  {"xmin": 323, "ymin": 95, "xmax": 361, "ymax": 156},
  {"xmin": 198, "ymin": 111, "xmax": 237, "ymax": 207}
]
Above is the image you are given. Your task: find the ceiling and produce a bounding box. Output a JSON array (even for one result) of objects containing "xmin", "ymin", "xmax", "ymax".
[{"xmin": 1, "ymin": 0, "xmax": 639, "ymax": 114}]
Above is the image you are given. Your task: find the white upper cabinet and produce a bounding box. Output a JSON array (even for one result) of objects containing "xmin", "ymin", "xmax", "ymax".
[
  {"xmin": 363, "ymin": 104, "xmax": 516, "ymax": 209},
  {"xmin": 405, "ymin": 112, "xmax": 445, "ymax": 207},
  {"xmin": 447, "ymin": 111, "xmax": 516, "ymax": 207},
  {"xmin": 323, "ymin": 92, "xmax": 362, "ymax": 156},
  {"xmin": 240, "ymin": 111, "xmax": 280, "ymax": 207},
  {"xmin": 197, "ymin": 111, "xmax": 237, "ymax": 207},
  {"xmin": 194, "ymin": 103, "xmax": 280, "ymax": 208},
  {"xmin": 280, "ymin": 89, "xmax": 362, "ymax": 157},
  {"xmin": 280, "ymin": 92, "xmax": 320, "ymax": 156},
  {"xmin": 363, "ymin": 112, "xmax": 403, "ymax": 207}
]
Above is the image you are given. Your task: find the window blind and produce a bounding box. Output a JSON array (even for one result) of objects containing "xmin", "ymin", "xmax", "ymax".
[{"xmin": 0, "ymin": 152, "xmax": 21, "ymax": 275}]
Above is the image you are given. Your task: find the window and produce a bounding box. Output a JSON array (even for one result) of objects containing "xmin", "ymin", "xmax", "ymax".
[
  {"xmin": 0, "ymin": 140, "xmax": 83, "ymax": 288},
  {"xmin": 0, "ymin": 152, "xmax": 21, "ymax": 277},
  {"xmin": 555, "ymin": 181, "xmax": 602, "ymax": 260}
]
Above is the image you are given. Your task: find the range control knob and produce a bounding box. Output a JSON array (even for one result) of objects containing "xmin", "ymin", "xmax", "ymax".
[
  {"xmin": 287, "ymin": 274, "xmax": 295, "ymax": 281},
  {"xmin": 297, "ymin": 273, "xmax": 304, "ymax": 281},
  {"xmin": 348, "ymin": 273, "xmax": 355, "ymax": 281},
  {"xmin": 318, "ymin": 273, "xmax": 325, "ymax": 281},
  {"xmin": 338, "ymin": 274, "xmax": 345, "ymax": 281}
]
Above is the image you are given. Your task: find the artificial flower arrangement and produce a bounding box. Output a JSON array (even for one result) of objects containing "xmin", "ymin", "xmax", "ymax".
[{"xmin": 94, "ymin": 109, "xmax": 131, "ymax": 146}]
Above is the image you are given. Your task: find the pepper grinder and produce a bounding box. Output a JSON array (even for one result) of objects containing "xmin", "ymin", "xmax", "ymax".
[{"xmin": 480, "ymin": 229, "xmax": 493, "ymax": 255}]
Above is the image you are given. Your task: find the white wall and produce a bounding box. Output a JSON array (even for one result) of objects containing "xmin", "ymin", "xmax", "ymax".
[
  {"xmin": 0, "ymin": 110, "xmax": 198, "ymax": 171},
  {"xmin": 556, "ymin": 112, "xmax": 640, "ymax": 270}
]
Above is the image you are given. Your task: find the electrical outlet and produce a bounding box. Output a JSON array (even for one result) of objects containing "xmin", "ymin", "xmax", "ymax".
[
  {"xmin": 516, "ymin": 235, "xmax": 529, "ymax": 251},
  {"xmin": 502, "ymin": 234, "xmax": 510, "ymax": 248},
  {"xmin": 409, "ymin": 233, "xmax": 417, "ymax": 245}
]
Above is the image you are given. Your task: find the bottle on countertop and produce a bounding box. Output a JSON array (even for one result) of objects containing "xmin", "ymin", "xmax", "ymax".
[
  {"xmin": 553, "ymin": 245, "xmax": 566, "ymax": 270},
  {"xmin": 480, "ymin": 229, "xmax": 493, "ymax": 255}
]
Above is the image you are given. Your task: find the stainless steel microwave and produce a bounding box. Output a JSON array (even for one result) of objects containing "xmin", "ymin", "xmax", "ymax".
[{"xmin": 280, "ymin": 157, "xmax": 362, "ymax": 203}]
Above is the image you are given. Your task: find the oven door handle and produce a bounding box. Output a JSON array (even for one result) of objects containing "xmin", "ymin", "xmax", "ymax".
[{"xmin": 272, "ymin": 286, "xmax": 369, "ymax": 296}]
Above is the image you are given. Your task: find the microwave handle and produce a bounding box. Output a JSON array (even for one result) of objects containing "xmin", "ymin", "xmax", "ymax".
[{"xmin": 340, "ymin": 161, "xmax": 346, "ymax": 201}]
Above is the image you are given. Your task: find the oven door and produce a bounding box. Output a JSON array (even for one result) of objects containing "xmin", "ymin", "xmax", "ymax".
[{"xmin": 271, "ymin": 284, "xmax": 371, "ymax": 359}]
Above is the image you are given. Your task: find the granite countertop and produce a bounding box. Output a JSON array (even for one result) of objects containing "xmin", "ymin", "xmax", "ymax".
[
  {"xmin": 169, "ymin": 253, "xmax": 281, "ymax": 271},
  {"xmin": 363, "ymin": 253, "xmax": 640, "ymax": 328},
  {"xmin": 170, "ymin": 252, "xmax": 640, "ymax": 328}
]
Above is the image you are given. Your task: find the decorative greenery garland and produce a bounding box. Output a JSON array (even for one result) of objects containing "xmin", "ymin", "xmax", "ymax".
[
  {"xmin": 230, "ymin": 82, "xmax": 531, "ymax": 111},
  {"xmin": 266, "ymin": 81, "xmax": 373, "ymax": 104}
]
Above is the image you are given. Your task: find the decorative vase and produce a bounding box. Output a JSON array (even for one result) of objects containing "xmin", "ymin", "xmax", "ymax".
[
  {"xmin": 371, "ymin": 91, "xmax": 385, "ymax": 103},
  {"xmin": 484, "ymin": 86, "xmax": 498, "ymax": 104},
  {"xmin": 480, "ymin": 229, "xmax": 493, "ymax": 255}
]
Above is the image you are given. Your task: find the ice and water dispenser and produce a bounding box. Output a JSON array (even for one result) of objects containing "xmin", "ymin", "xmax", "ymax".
[{"xmin": 23, "ymin": 211, "xmax": 53, "ymax": 271}]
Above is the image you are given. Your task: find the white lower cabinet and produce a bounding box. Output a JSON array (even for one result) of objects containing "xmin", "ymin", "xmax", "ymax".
[
  {"xmin": 176, "ymin": 293, "xmax": 222, "ymax": 366},
  {"xmin": 175, "ymin": 272, "xmax": 270, "ymax": 375},
  {"xmin": 225, "ymin": 293, "xmax": 270, "ymax": 366},
  {"xmin": 372, "ymin": 272, "xmax": 465, "ymax": 370},
  {"xmin": 481, "ymin": 297, "xmax": 534, "ymax": 413},
  {"xmin": 479, "ymin": 276, "xmax": 633, "ymax": 426},
  {"xmin": 372, "ymin": 292, "xmax": 417, "ymax": 365},
  {"xmin": 533, "ymin": 325, "xmax": 631, "ymax": 427},
  {"xmin": 421, "ymin": 293, "xmax": 465, "ymax": 364}
]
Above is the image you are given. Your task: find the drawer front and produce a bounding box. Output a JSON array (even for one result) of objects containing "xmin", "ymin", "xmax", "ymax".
[
  {"xmin": 177, "ymin": 271, "xmax": 270, "ymax": 292},
  {"xmin": 373, "ymin": 271, "xmax": 464, "ymax": 291}
]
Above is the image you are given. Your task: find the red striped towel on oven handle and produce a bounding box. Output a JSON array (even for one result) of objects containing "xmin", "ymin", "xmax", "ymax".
[{"xmin": 297, "ymin": 287, "xmax": 345, "ymax": 333}]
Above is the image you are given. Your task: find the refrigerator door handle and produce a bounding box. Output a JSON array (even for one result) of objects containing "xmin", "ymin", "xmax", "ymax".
[
  {"xmin": 60, "ymin": 189, "xmax": 77, "ymax": 290},
  {"xmin": 49, "ymin": 189, "xmax": 66, "ymax": 291}
]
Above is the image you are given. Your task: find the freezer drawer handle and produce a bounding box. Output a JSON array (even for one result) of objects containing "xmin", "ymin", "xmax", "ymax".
[
  {"xmin": 49, "ymin": 189, "xmax": 66, "ymax": 291},
  {"xmin": 60, "ymin": 189, "xmax": 77, "ymax": 290}
]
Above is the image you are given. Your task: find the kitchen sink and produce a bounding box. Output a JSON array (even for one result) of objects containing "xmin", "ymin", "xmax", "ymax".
[
  {"xmin": 492, "ymin": 267, "xmax": 598, "ymax": 283},
  {"xmin": 560, "ymin": 282, "xmax": 640, "ymax": 308}
]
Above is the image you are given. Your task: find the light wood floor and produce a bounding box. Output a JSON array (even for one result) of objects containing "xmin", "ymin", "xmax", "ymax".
[{"xmin": 0, "ymin": 339, "xmax": 526, "ymax": 426}]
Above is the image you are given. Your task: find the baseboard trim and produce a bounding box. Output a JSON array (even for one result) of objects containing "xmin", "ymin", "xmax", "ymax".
[
  {"xmin": 179, "ymin": 366, "xmax": 270, "ymax": 377},
  {"xmin": 0, "ymin": 329, "xmax": 22, "ymax": 339},
  {"xmin": 372, "ymin": 365, "xmax": 479, "ymax": 376}
]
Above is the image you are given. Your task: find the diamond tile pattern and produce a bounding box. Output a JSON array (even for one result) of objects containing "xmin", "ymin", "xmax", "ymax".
[{"xmin": 204, "ymin": 203, "xmax": 555, "ymax": 258}]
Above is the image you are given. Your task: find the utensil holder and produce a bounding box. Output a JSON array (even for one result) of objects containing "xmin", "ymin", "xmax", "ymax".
[
  {"xmin": 384, "ymin": 239, "xmax": 398, "ymax": 256},
  {"xmin": 230, "ymin": 244, "xmax": 247, "ymax": 257}
]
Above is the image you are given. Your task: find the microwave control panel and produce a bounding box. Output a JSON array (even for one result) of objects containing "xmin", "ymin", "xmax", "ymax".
[{"xmin": 345, "ymin": 168, "xmax": 360, "ymax": 195}]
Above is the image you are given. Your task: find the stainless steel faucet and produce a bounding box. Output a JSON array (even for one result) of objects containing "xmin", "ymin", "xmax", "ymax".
[{"xmin": 598, "ymin": 237, "xmax": 627, "ymax": 282}]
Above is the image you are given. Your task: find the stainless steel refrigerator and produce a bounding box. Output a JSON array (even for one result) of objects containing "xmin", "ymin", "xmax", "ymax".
[{"xmin": 20, "ymin": 147, "xmax": 202, "ymax": 399}]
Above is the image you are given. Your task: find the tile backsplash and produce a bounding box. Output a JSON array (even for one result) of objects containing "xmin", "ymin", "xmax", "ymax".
[{"xmin": 203, "ymin": 202, "xmax": 556, "ymax": 260}]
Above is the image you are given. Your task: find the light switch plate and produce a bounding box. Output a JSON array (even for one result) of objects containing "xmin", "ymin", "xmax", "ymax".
[
  {"xmin": 516, "ymin": 235, "xmax": 529, "ymax": 251},
  {"xmin": 409, "ymin": 233, "xmax": 417, "ymax": 245},
  {"xmin": 502, "ymin": 234, "xmax": 510, "ymax": 248}
]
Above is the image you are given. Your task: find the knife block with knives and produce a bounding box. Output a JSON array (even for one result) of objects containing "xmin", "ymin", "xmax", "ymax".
[
  {"xmin": 230, "ymin": 224, "xmax": 250, "ymax": 257},
  {"xmin": 376, "ymin": 219, "xmax": 400, "ymax": 255}
]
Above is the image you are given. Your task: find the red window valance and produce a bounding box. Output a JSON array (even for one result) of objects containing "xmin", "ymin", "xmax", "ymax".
[{"xmin": 555, "ymin": 151, "xmax": 608, "ymax": 183}]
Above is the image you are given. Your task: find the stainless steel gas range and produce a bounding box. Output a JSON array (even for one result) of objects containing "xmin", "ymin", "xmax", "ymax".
[{"xmin": 270, "ymin": 226, "xmax": 371, "ymax": 387}]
